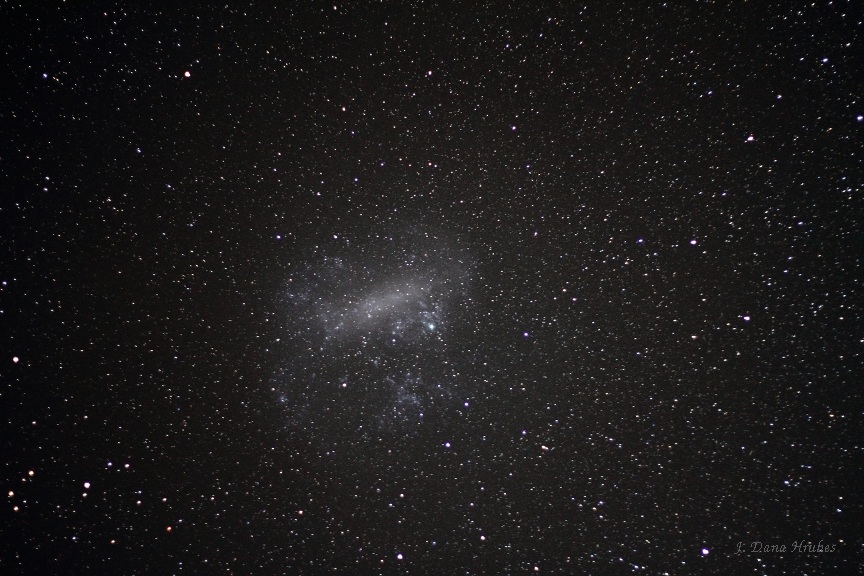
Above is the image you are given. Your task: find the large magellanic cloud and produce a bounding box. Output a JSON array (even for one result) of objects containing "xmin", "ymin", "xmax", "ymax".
[{"xmin": 271, "ymin": 230, "xmax": 473, "ymax": 439}]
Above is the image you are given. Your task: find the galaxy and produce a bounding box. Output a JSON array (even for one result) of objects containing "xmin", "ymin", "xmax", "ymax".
[
  {"xmin": 271, "ymin": 229, "xmax": 474, "ymax": 439},
  {"xmin": 2, "ymin": 2, "xmax": 861, "ymax": 575}
]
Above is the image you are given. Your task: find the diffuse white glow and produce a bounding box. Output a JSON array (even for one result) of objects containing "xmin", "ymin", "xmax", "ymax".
[
  {"xmin": 273, "ymin": 231, "xmax": 472, "ymax": 435},
  {"xmin": 320, "ymin": 274, "xmax": 444, "ymax": 341}
]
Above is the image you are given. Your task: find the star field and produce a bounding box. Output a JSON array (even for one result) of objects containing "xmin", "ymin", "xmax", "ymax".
[{"xmin": 1, "ymin": 2, "xmax": 861, "ymax": 575}]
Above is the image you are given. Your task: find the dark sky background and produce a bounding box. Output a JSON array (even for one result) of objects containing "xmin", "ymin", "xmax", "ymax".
[{"xmin": 1, "ymin": 2, "xmax": 861, "ymax": 574}]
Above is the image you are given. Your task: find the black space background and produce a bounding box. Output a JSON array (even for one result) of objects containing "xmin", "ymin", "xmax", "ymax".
[{"xmin": 1, "ymin": 2, "xmax": 862, "ymax": 575}]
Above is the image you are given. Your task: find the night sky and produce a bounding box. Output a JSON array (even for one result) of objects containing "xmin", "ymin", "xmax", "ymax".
[{"xmin": 2, "ymin": 2, "xmax": 862, "ymax": 574}]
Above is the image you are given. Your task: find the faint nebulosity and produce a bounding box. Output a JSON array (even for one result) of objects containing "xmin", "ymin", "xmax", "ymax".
[
  {"xmin": 271, "ymin": 229, "xmax": 474, "ymax": 438},
  {"xmin": 1, "ymin": 2, "xmax": 861, "ymax": 575}
]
